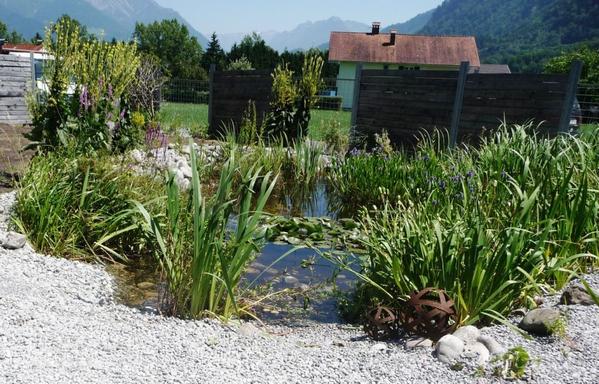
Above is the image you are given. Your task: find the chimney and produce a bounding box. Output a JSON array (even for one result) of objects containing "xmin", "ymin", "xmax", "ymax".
[
  {"xmin": 371, "ymin": 22, "xmax": 381, "ymax": 35},
  {"xmin": 390, "ymin": 30, "xmax": 397, "ymax": 45}
]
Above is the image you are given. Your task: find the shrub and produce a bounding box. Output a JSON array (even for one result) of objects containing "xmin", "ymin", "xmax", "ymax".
[
  {"xmin": 27, "ymin": 18, "xmax": 142, "ymax": 153},
  {"xmin": 266, "ymin": 54, "xmax": 324, "ymax": 142}
]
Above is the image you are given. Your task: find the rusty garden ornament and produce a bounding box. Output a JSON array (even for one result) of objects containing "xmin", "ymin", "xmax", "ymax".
[
  {"xmin": 398, "ymin": 288, "xmax": 457, "ymax": 340},
  {"xmin": 363, "ymin": 305, "xmax": 398, "ymax": 340}
]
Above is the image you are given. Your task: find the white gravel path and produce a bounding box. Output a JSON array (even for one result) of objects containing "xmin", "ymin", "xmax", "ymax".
[{"xmin": 0, "ymin": 191, "xmax": 598, "ymax": 384}]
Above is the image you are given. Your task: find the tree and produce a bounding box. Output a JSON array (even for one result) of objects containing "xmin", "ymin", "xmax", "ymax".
[
  {"xmin": 0, "ymin": 20, "xmax": 25, "ymax": 43},
  {"xmin": 228, "ymin": 33, "xmax": 279, "ymax": 70},
  {"xmin": 30, "ymin": 32, "xmax": 43, "ymax": 44},
  {"xmin": 134, "ymin": 19, "xmax": 205, "ymax": 80},
  {"xmin": 544, "ymin": 46, "xmax": 599, "ymax": 84},
  {"xmin": 201, "ymin": 32, "xmax": 226, "ymax": 72}
]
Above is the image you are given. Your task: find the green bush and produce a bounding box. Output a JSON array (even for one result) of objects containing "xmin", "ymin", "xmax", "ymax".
[{"xmin": 27, "ymin": 18, "xmax": 142, "ymax": 153}]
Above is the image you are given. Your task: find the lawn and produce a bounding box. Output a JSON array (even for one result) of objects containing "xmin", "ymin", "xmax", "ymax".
[{"xmin": 157, "ymin": 102, "xmax": 352, "ymax": 140}]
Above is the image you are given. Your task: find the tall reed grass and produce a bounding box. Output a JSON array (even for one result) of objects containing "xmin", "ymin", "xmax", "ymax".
[
  {"xmin": 14, "ymin": 150, "xmax": 161, "ymax": 261},
  {"xmin": 134, "ymin": 144, "xmax": 277, "ymax": 318},
  {"xmin": 331, "ymin": 123, "xmax": 599, "ymax": 324}
]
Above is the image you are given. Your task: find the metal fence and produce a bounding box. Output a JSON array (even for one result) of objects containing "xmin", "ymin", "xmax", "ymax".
[
  {"xmin": 162, "ymin": 76, "xmax": 356, "ymax": 111},
  {"xmin": 577, "ymin": 83, "xmax": 599, "ymax": 126},
  {"xmin": 162, "ymin": 79, "xmax": 209, "ymax": 104}
]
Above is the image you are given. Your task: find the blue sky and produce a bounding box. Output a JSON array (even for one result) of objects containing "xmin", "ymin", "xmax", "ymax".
[{"xmin": 154, "ymin": 0, "xmax": 445, "ymax": 34}]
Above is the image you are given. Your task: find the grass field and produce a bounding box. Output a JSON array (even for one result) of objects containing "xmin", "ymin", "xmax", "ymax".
[{"xmin": 158, "ymin": 102, "xmax": 352, "ymax": 140}]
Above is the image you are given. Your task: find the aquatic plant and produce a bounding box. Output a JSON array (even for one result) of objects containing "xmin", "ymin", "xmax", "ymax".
[
  {"xmin": 134, "ymin": 143, "xmax": 277, "ymax": 318},
  {"xmin": 331, "ymin": 123, "xmax": 599, "ymax": 324}
]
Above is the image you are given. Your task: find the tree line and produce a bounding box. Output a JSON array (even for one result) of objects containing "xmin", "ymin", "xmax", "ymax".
[{"xmin": 1, "ymin": 16, "xmax": 337, "ymax": 81}]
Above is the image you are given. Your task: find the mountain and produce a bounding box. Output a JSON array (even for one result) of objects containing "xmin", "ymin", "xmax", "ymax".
[
  {"xmin": 382, "ymin": 9, "xmax": 434, "ymax": 34},
  {"xmin": 267, "ymin": 17, "xmax": 369, "ymax": 52},
  {"xmin": 0, "ymin": 0, "xmax": 208, "ymax": 46},
  {"xmin": 219, "ymin": 17, "xmax": 369, "ymax": 52},
  {"xmin": 418, "ymin": 0, "xmax": 599, "ymax": 72}
]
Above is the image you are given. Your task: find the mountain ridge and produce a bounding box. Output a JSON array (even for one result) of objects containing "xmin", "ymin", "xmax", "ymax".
[{"xmin": 0, "ymin": 0, "xmax": 208, "ymax": 45}]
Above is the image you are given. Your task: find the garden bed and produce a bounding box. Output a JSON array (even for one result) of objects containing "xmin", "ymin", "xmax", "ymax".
[{"xmin": 1, "ymin": 190, "xmax": 598, "ymax": 383}]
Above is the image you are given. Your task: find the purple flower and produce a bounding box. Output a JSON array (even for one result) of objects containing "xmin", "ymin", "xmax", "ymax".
[
  {"xmin": 467, "ymin": 170, "xmax": 474, "ymax": 178},
  {"xmin": 107, "ymin": 84, "xmax": 113, "ymax": 99},
  {"xmin": 349, "ymin": 147, "xmax": 361, "ymax": 157},
  {"xmin": 79, "ymin": 86, "xmax": 91, "ymax": 113}
]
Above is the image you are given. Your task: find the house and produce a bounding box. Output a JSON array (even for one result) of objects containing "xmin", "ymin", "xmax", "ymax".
[
  {"xmin": 0, "ymin": 43, "xmax": 50, "ymax": 89},
  {"xmin": 328, "ymin": 23, "xmax": 481, "ymax": 109}
]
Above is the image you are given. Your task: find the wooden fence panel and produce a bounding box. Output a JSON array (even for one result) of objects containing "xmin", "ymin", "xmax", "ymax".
[
  {"xmin": 354, "ymin": 69, "xmax": 571, "ymax": 148},
  {"xmin": 459, "ymin": 74, "xmax": 568, "ymax": 138},
  {"xmin": 209, "ymin": 70, "xmax": 272, "ymax": 137},
  {"xmin": 0, "ymin": 55, "xmax": 32, "ymax": 125},
  {"xmin": 355, "ymin": 71, "xmax": 458, "ymax": 147}
]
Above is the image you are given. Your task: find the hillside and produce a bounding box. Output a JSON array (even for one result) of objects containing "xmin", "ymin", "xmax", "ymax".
[
  {"xmin": 419, "ymin": 0, "xmax": 599, "ymax": 72},
  {"xmin": 0, "ymin": 0, "xmax": 207, "ymax": 45},
  {"xmin": 382, "ymin": 9, "xmax": 434, "ymax": 34}
]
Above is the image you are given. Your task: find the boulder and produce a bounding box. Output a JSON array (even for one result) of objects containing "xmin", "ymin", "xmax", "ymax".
[
  {"xmin": 463, "ymin": 341, "xmax": 490, "ymax": 364},
  {"xmin": 519, "ymin": 308, "xmax": 561, "ymax": 336},
  {"xmin": 477, "ymin": 335, "xmax": 506, "ymax": 356},
  {"xmin": 435, "ymin": 334, "xmax": 464, "ymax": 364},
  {"xmin": 453, "ymin": 326, "xmax": 480, "ymax": 343},
  {"xmin": 561, "ymin": 284, "xmax": 595, "ymax": 306},
  {"xmin": 0, "ymin": 231, "xmax": 27, "ymax": 250}
]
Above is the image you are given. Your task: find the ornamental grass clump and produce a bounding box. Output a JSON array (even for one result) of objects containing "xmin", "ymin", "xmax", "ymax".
[
  {"xmin": 333, "ymin": 123, "xmax": 599, "ymax": 325},
  {"xmin": 13, "ymin": 150, "xmax": 161, "ymax": 261},
  {"xmin": 134, "ymin": 143, "xmax": 277, "ymax": 319}
]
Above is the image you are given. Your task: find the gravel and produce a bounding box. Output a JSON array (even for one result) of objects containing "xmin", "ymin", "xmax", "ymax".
[{"xmin": 1, "ymin": 191, "xmax": 598, "ymax": 383}]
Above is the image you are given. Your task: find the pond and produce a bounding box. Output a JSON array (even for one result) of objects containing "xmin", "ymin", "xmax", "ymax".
[{"xmin": 106, "ymin": 177, "xmax": 360, "ymax": 323}]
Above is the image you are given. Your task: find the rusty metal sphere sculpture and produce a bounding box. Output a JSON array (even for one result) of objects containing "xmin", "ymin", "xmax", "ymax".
[
  {"xmin": 364, "ymin": 305, "xmax": 398, "ymax": 340},
  {"xmin": 398, "ymin": 288, "xmax": 457, "ymax": 340}
]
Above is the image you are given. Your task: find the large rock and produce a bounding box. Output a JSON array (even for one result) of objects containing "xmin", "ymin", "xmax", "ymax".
[
  {"xmin": 453, "ymin": 326, "xmax": 480, "ymax": 343},
  {"xmin": 561, "ymin": 284, "xmax": 595, "ymax": 306},
  {"xmin": 463, "ymin": 341, "xmax": 490, "ymax": 364},
  {"xmin": 0, "ymin": 231, "xmax": 27, "ymax": 250},
  {"xmin": 477, "ymin": 335, "xmax": 506, "ymax": 356},
  {"xmin": 435, "ymin": 334, "xmax": 464, "ymax": 364},
  {"xmin": 519, "ymin": 308, "xmax": 561, "ymax": 336}
]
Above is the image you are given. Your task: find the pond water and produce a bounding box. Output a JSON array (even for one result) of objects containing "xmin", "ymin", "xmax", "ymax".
[{"xmin": 106, "ymin": 178, "xmax": 359, "ymax": 323}]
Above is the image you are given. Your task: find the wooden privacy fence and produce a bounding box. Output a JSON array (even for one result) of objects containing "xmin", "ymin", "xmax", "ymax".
[
  {"xmin": 0, "ymin": 55, "xmax": 33, "ymax": 125},
  {"xmin": 208, "ymin": 68, "xmax": 272, "ymax": 137},
  {"xmin": 351, "ymin": 61, "xmax": 581, "ymax": 148}
]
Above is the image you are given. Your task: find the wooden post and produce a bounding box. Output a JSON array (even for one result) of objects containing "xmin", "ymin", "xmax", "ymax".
[
  {"xmin": 208, "ymin": 64, "xmax": 215, "ymax": 135},
  {"xmin": 350, "ymin": 63, "xmax": 363, "ymax": 138},
  {"xmin": 29, "ymin": 52, "xmax": 36, "ymax": 101},
  {"xmin": 449, "ymin": 61, "xmax": 469, "ymax": 148},
  {"xmin": 558, "ymin": 60, "xmax": 583, "ymax": 134}
]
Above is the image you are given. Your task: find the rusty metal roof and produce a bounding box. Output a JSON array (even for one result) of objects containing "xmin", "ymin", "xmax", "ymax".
[
  {"xmin": 328, "ymin": 32, "xmax": 480, "ymax": 67},
  {"xmin": 2, "ymin": 44, "xmax": 45, "ymax": 53}
]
